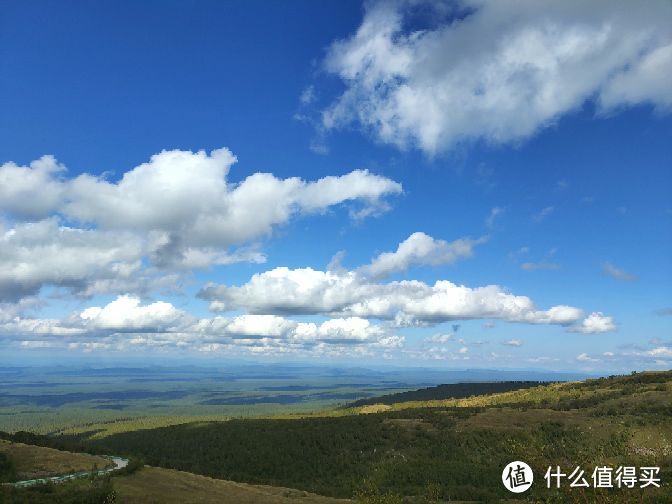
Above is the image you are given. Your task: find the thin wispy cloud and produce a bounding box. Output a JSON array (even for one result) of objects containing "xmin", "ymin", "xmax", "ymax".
[
  {"xmin": 532, "ymin": 206, "xmax": 555, "ymax": 223},
  {"xmin": 603, "ymin": 262, "xmax": 637, "ymax": 282},
  {"xmin": 300, "ymin": 85, "xmax": 316, "ymax": 105},
  {"xmin": 503, "ymin": 339, "xmax": 523, "ymax": 347},
  {"xmin": 521, "ymin": 262, "xmax": 560, "ymax": 271},
  {"xmin": 485, "ymin": 207, "xmax": 504, "ymax": 228}
]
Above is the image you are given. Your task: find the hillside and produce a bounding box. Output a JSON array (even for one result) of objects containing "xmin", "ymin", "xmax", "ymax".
[
  {"xmin": 0, "ymin": 440, "xmax": 112, "ymax": 480},
  {"xmin": 0, "ymin": 441, "xmax": 347, "ymax": 503},
  {"xmin": 347, "ymin": 381, "xmax": 547, "ymax": 407},
  {"xmin": 113, "ymin": 466, "xmax": 348, "ymax": 503}
]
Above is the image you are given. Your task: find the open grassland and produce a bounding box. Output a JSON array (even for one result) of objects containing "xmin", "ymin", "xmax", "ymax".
[{"xmin": 0, "ymin": 439, "xmax": 111, "ymax": 480}]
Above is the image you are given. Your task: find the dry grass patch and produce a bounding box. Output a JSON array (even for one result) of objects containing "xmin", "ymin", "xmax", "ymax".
[
  {"xmin": 358, "ymin": 404, "xmax": 391, "ymax": 414},
  {"xmin": 113, "ymin": 466, "xmax": 350, "ymax": 504},
  {"xmin": 0, "ymin": 440, "xmax": 111, "ymax": 479}
]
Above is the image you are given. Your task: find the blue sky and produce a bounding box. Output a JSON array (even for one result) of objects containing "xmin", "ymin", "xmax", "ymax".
[{"xmin": 0, "ymin": 0, "xmax": 670, "ymax": 372}]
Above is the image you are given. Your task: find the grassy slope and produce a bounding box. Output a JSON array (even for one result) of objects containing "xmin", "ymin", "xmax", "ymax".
[
  {"xmin": 80, "ymin": 371, "xmax": 672, "ymax": 502},
  {"xmin": 114, "ymin": 466, "xmax": 348, "ymax": 504},
  {"xmin": 0, "ymin": 440, "xmax": 348, "ymax": 503},
  {"xmin": 0, "ymin": 439, "xmax": 112, "ymax": 480},
  {"xmin": 347, "ymin": 381, "xmax": 545, "ymax": 407}
]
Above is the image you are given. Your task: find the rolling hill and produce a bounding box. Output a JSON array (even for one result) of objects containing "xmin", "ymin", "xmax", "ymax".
[{"xmin": 346, "ymin": 381, "xmax": 547, "ymax": 407}]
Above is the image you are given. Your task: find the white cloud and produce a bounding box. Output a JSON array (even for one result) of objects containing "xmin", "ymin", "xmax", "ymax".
[
  {"xmin": 62, "ymin": 149, "xmax": 400, "ymax": 250},
  {"xmin": 0, "ymin": 218, "xmax": 145, "ymax": 301},
  {"xmin": 424, "ymin": 333, "xmax": 453, "ymax": 344},
  {"xmin": 645, "ymin": 347, "xmax": 672, "ymax": 359},
  {"xmin": 312, "ymin": 317, "xmax": 388, "ymax": 344},
  {"xmin": 7, "ymin": 318, "xmax": 84, "ymax": 336},
  {"xmin": 358, "ymin": 232, "xmax": 486, "ymax": 279},
  {"xmin": 0, "ymin": 297, "xmax": 42, "ymax": 323},
  {"xmin": 532, "ymin": 206, "xmax": 555, "ymax": 223},
  {"xmin": 79, "ymin": 295, "xmax": 189, "ymax": 331},
  {"xmin": 320, "ymin": 0, "xmax": 672, "ymax": 154},
  {"xmin": 485, "ymin": 207, "xmax": 504, "ymax": 228},
  {"xmin": 0, "ymin": 148, "xmax": 401, "ymax": 299},
  {"xmin": 521, "ymin": 262, "xmax": 560, "ymax": 271},
  {"xmin": 503, "ymin": 339, "xmax": 522, "ymax": 347},
  {"xmin": 570, "ymin": 312, "xmax": 616, "ymax": 333},
  {"xmin": 199, "ymin": 264, "xmax": 589, "ymax": 329},
  {"xmin": 404, "ymin": 346, "xmax": 471, "ymax": 361},
  {"xmin": 1, "ymin": 295, "xmax": 403, "ymax": 355},
  {"xmin": 577, "ymin": 352, "xmax": 599, "ymax": 362},
  {"xmin": 602, "ymin": 262, "xmax": 637, "ymax": 282},
  {"xmin": 201, "ymin": 267, "xmax": 362, "ymax": 315},
  {"xmin": 300, "ymin": 85, "xmax": 316, "ymax": 105},
  {"xmin": 600, "ymin": 43, "xmax": 672, "ymax": 110},
  {"xmin": 527, "ymin": 356, "xmax": 559, "ymax": 363},
  {"xmin": 0, "ymin": 156, "xmax": 65, "ymax": 220},
  {"xmin": 20, "ymin": 340, "xmax": 58, "ymax": 349},
  {"xmin": 67, "ymin": 341, "xmax": 113, "ymax": 353}
]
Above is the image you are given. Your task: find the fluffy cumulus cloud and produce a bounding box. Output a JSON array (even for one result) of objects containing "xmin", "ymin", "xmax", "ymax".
[
  {"xmin": 1, "ymin": 296, "xmax": 402, "ymax": 356},
  {"xmin": 358, "ymin": 232, "xmax": 486, "ymax": 279},
  {"xmin": 198, "ymin": 241, "xmax": 609, "ymax": 332},
  {"xmin": 320, "ymin": 0, "xmax": 672, "ymax": 154},
  {"xmin": 79, "ymin": 295, "xmax": 189, "ymax": 331},
  {"xmin": 0, "ymin": 218, "xmax": 145, "ymax": 301},
  {"xmin": 576, "ymin": 352, "xmax": 599, "ymax": 362},
  {"xmin": 569, "ymin": 312, "xmax": 616, "ymax": 334},
  {"xmin": 62, "ymin": 149, "xmax": 400, "ymax": 250},
  {"xmin": 0, "ymin": 148, "xmax": 401, "ymax": 300},
  {"xmin": 1, "ymin": 149, "xmax": 401, "ymax": 243},
  {"xmin": 192, "ymin": 314, "xmax": 403, "ymax": 352},
  {"xmin": 0, "ymin": 155, "xmax": 66, "ymax": 220}
]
